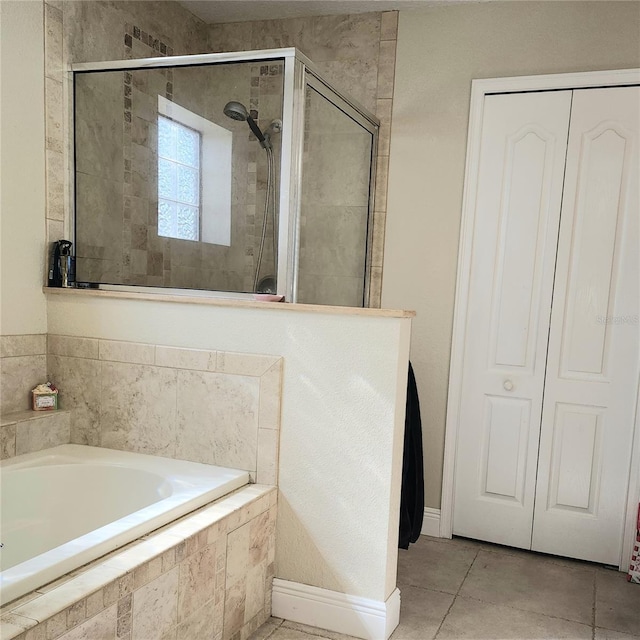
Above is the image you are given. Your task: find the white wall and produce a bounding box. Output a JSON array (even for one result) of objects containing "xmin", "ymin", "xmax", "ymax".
[
  {"xmin": 47, "ymin": 293, "xmax": 411, "ymax": 602},
  {"xmin": 0, "ymin": 0, "xmax": 47, "ymax": 335},
  {"xmin": 383, "ymin": 1, "xmax": 640, "ymax": 509}
]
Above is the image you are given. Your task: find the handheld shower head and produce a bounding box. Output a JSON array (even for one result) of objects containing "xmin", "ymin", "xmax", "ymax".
[
  {"xmin": 223, "ymin": 100, "xmax": 270, "ymax": 149},
  {"xmin": 223, "ymin": 101, "xmax": 249, "ymax": 121}
]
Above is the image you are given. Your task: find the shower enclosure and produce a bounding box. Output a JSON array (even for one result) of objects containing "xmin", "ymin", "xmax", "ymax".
[{"xmin": 72, "ymin": 49, "xmax": 379, "ymax": 307}]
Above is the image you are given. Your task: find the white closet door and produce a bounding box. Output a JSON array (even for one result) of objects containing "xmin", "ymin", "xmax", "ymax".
[
  {"xmin": 532, "ymin": 87, "xmax": 640, "ymax": 565},
  {"xmin": 453, "ymin": 92, "xmax": 572, "ymax": 548}
]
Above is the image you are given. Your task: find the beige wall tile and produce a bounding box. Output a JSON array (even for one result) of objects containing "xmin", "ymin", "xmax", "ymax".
[
  {"xmin": 175, "ymin": 370, "xmax": 259, "ymax": 471},
  {"xmin": 257, "ymin": 361, "xmax": 282, "ymax": 431},
  {"xmin": 1, "ymin": 335, "xmax": 47, "ymax": 358},
  {"xmin": 175, "ymin": 599, "xmax": 216, "ymax": 640},
  {"xmin": 155, "ymin": 346, "xmax": 212, "ymax": 371},
  {"xmin": 15, "ymin": 411, "xmax": 70, "ymax": 455},
  {"xmin": 0, "ymin": 425, "xmax": 17, "ymax": 459},
  {"xmin": 223, "ymin": 578, "xmax": 246, "ymax": 640},
  {"xmin": 84, "ymin": 591, "xmax": 104, "ymax": 620},
  {"xmin": 100, "ymin": 362, "xmax": 177, "ymax": 456},
  {"xmin": 376, "ymin": 98, "xmax": 393, "ymax": 157},
  {"xmin": 45, "ymin": 77, "xmax": 64, "ymax": 153},
  {"xmin": 45, "ymin": 4, "xmax": 63, "ymax": 80},
  {"xmin": 256, "ymin": 429, "xmax": 278, "ymax": 485},
  {"xmin": 56, "ymin": 604, "xmax": 116, "ymax": 640},
  {"xmin": 47, "ymin": 218, "xmax": 65, "ymax": 247},
  {"xmin": 0, "ymin": 354, "xmax": 47, "ymax": 414},
  {"xmin": 132, "ymin": 568, "xmax": 178, "ymax": 640},
  {"xmin": 370, "ymin": 211, "xmax": 386, "ymax": 270},
  {"xmin": 215, "ymin": 352, "xmax": 279, "ymax": 377},
  {"xmin": 48, "ymin": 335, "xmax": 99, "ymax": 359},
  {"xmin": 98, "ymin": 340, "xmax": 155, "ymax": 365},
  {"xmin": 376, "ymin": 39, "xmax": 397, "ymax": 100},
  {"xmin": 0, "ymin": 613, "xmax": 37, "ymax": 638},
  {"xmin": 48, "ymin": 355, "xmax": 101, "ymax": 445},
  {"xmin": 177, "ymin": 544, "xmax": 216, "ymax": 623},
  {"xmin": 226, "ymin": 523, "xmax": 250, "ymax": 589},
  {"xmin": 369, "ymin": 266, "xmax": 383, "ymax": 310},
  {"xmin": 374, "ymin": 154, "xmax": 389, "ymax": 213},
  {"xmin": 380, "ymin": 11, "xmax": 398, "ymax": 41},
  {"xmin": 46, "ymin": 150, "xmax": 65, "ymax": 221},
  {"xmin": 244, "ymin": 563, "xmax": 266, "ymax": 624}
]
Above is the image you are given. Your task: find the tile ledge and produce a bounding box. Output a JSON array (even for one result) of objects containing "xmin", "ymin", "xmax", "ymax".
[
  {"xmin": 1, "ymin": 409, "xmax": 71, "ymax": 428},
  {"xmin": 43, "ymin": 287, "xmax": 415, "ymax": 319}
]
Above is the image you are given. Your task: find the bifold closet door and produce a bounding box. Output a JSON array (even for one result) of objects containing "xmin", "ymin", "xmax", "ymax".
[
  {"xmin": 532, "ymin": 86, "xmax": 640, "ymax": 565},
  {"xmin": 452, "ymin": 92, "xmax": 572, "ymax": 548}
]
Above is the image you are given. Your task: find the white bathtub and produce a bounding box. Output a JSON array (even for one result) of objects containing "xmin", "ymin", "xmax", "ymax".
[{"xmin": 0, "ymin": 445, "xmax": 249, "ymax": 604}]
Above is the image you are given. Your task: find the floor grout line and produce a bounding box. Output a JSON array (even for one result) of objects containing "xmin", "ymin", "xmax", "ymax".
[
  {"xmin": 455, "ymin": 591, "xmax": 596, "ymax": 628},
  {"xmin": 432, "ymin": 546, "xmax": 481, "ymax": 639}
]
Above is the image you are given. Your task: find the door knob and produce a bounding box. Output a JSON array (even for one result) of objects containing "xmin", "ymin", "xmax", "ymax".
[{"xmin": 503, "ymin": 379, "xmax": 514, "ymax": 391}]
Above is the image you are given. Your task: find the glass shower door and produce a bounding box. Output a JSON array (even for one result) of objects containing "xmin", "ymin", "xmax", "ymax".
[{"xmin": 296, "ymin": 77, "xmax": 376, "ymax": 307}]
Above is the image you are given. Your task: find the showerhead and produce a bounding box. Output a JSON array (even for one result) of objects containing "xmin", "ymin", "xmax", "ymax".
[
  {"xmin": 223, "ymin": 101, "xmax": 249, "ymax": 122},
  {"xmin": 223, "ymin": 99, "xmax": 271, "ymax": 149}
]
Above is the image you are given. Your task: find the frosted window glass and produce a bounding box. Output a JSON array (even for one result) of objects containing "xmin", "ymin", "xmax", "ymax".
[
  {"xmin": 158, "ymin": 117, "xmax": 175, "ymax": 159},
  {"xmin": 177, "ymin": 126, "xmax": 199, "ymax": 166},
  {"xmin": 177, "ymin": 165, "xmax": 199, "ymax": 205},
  {"xmin": 157, "ymin": 114, "xmax": 201, "ymax": 241},
  {"xmin": 178, "ymin": 205, "xmax": 199, "ymax": 239},
  {"xmin": 158, "ymin": 199, "xmax": 176, "ymax": 237},
  {"xmin": 158, "ymin": 158, "xmax": 177, "ymax": 200}
]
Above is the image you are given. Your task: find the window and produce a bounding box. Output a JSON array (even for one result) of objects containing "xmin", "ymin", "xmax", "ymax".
[
  {"xmin": 157, "ymin": 97, "xmax": 233, "ymax": 246},
  {"xmin": 158, "ymin": 115, "xmax": 201, "ymax": 241}
]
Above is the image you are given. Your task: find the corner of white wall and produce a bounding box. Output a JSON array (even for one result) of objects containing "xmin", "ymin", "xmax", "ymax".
[{"xmin": 0, "ymin": 0, "xmax": 47, "ymax": 336}]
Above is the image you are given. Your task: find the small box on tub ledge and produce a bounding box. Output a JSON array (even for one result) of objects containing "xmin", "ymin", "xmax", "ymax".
[{"xmin": 31, "ymin": 382, "xmax": 59, "ymax": 411}]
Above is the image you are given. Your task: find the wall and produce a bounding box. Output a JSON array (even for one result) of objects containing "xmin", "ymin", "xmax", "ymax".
[
  {"xmin": 383, "ymin": 1, "xmax": 640, "ymax": 509},
  {"xmin": 0, "ymin": 2, "xmax": 47, "ymax": 344},
  {"xmin": 44, "ymin": 0, "xmax": 210, "ymax": 265},
  {"xmin": 209, "ymin": 11, "xmax": 399, "ymax": 306},
  {"xmin": 46, "ymin": 292, "xmax": 411, "ymax": 603},
  {"xmin": 47, "ymin": 333, "xmax": 282, "ymax": 484}
]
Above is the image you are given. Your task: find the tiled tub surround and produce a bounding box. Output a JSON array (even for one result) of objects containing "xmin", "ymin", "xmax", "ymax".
[
  {"xmin": 47, "ymin": 335, "xmax": 282, "ymax": 484},
  {"xmin": 0, "ymin": 484, "xmax": 277, "ymax": 640},
  {"xmin": 0, "ymin": 335, "xmax": 48, "ymax": 415},
  {"xmin": 0, "ymin": 410, "xmax": 70, "ymax": 460},
  {"xmin": 0, "ymin": 445, "xmax": 249, "ymax": 603}
]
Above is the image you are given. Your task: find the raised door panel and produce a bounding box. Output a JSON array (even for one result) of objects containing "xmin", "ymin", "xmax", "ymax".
[
  {"xmin": 533, "ymin": 87, "xmax": 640, "ymax": 565},
  {"xmin": 453, "ymin": 91, "xmax": 572, "ymax": 548}
]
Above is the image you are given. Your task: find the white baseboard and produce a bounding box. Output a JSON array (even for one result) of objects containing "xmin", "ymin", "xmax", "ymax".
[
  {"xmin": 271, "ymin": 579, "xmax": 401, "ymax": 640},
  {"xmin": 421, "ymin": 507, "xmax": 442, "ymax": 537}
]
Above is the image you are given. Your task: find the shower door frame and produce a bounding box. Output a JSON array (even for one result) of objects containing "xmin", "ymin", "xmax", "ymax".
[{"xmin": 70, "ymin": 48, "xmax": 380, "ymax": 304}]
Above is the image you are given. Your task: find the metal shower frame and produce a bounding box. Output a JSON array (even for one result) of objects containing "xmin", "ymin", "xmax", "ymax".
[{"xmin": 70, "ymin": 48, "xmax": 380, "ymax": 304}]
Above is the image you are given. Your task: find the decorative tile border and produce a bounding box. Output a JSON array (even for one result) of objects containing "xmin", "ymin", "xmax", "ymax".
[
  {"xmin": 47, "ymin": 335, "xmax": 283, "ymax": 484},
  {"xmin": 0, "ymin": 485, "xmax": 277, "ymax": 640}
]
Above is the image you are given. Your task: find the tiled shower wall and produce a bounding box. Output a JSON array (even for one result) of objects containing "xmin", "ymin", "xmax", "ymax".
[
  {"xmin": 209, "ymin": 11, "xmax": 398, "ymax": 306},
  {"xmin": 44, "ymin": 1, "xmax": 396, "ymax": 305},
  {"xmin": 47, "ymin": 335, "xmax": 282, "ymax": 483}
]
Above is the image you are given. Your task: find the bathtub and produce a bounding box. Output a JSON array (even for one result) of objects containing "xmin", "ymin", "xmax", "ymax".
[{"xmin": 0, "ymin": 445, "xmax": 249, "ymax": 604}]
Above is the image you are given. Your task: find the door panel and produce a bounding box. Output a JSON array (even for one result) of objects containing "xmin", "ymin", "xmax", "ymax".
[
  {"xmin": 453, "ymin": 91, "xmax": 572, "ymax": 548},
  {"xmin": 532, "ymin": 87, "xmax": 640, "ymax": 564}
]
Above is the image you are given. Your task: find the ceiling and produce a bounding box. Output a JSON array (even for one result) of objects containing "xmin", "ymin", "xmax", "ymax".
[{"xmin": 178, "ymin": 0, "xmax": 487, "ymax": 24}]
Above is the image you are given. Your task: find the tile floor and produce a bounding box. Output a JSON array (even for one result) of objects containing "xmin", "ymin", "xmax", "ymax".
[{"xmin": 250, "ymin": 535, "xmax": 640, "ymax": 640}]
